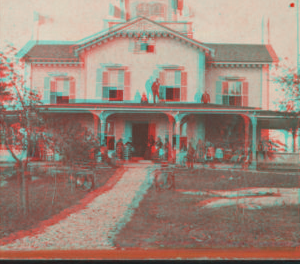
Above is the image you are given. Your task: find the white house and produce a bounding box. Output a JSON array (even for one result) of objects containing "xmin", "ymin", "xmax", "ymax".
[{"xmin": 14, "ymin": 0, "xmax": 298, "ymax": 168}]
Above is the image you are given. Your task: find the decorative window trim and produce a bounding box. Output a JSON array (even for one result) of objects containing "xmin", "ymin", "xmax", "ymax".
[
  {"xmin": 158, "ymin": 65, "xmax": 185, "ymax": 70},
  {"xmin": 218, "ymin": 76, "xmax": 246, "ymax": 81}
]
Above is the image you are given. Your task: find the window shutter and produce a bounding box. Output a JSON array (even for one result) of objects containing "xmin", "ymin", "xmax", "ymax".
[
  {"xmin": 118, "ymin": 70, "xmax": 124, "ymax": 89},
  {"xmin": 102, "ymin": 71, "xmax": 109, "ymax": 100},
  {"xmin": 102, "ymin": 71, "xmax": 109, "ymax": 86},
  {"xmin": 44, "ymin": 77, "xmax": 50, "ymax": 104},
  {"xmin": 70, "ymin": 79, "xmax": 76, "ymax": 101},
  {"xmin": 242, "ymin": 81, "xmax": 249, "ymax": 107},
  {"xmin": 95, "ymin": 68, "xmax": 102, "ymax": 98},
  {"xmin": 181, "ymin": 71, "xmax": 187, "ymax": 101},
  {"xmin": 159, "ymin": 71, "xmax": 165, "ymax": 85},
  {"xmin": 50, "ymin": 80, "xmax": 57, "ymax": 93},
  {"xmin": 124, "ymin": 71, "xmax": 131, "ymax": 101},
  {"xmin": 175, "ymin": 70, "xmax": 181, "ymax": 86},
  {"xmin": 159, "ymin": 86, "xmax": 166, "ymax": 100},
  {"xmin": 103, "ymin": 87, "xmax": 110, "ymax": 100},
  {"xmin": 63, "ymin": 80, "xmax": 70, "ymax": 96},
  {"xmin": 215, "ymin": 81, "xmax": 223, "ymax": 104}
]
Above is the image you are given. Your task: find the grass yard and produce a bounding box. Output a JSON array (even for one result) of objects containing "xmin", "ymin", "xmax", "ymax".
[
  {"xmin": 114, "ymin": 167, "xmax": 300, "ymax": 248},
  {"xmin": 0, "ymin": 163, "xmax": 118, "ymax": 242}
]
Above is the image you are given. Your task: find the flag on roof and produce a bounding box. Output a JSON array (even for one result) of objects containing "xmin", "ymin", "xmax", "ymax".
[{"xmin": 34, "ymin": 11, "xmax": 54, "ymax": 25}]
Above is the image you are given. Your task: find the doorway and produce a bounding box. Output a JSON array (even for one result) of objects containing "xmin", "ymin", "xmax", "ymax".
[{"xmin": 132, "ymin": 123, "xmax": 149, "ymax": 158}]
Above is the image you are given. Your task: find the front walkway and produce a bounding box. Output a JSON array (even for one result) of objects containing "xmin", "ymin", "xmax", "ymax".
[{"xmin": 0, "ymin": 164, "xmax": 157, "ymax": 250}]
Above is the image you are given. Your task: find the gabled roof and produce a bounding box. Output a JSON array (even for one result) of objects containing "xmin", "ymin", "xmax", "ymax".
[
  {"xmin": 19, "ymin": 17, "xmax": 278, "ymax": 64},
  {"xmin": 205, "ymin": 43, "xmax": 278, "ymax": 63},
  {"xmin": 72, "ymin": 16, "xmax": 214, "ymax": 55}
]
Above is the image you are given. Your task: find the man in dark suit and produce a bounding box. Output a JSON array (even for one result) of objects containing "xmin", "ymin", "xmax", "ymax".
[{"xmin": 151, "ymin": 78, "xmax": 160, "ymax": 104}]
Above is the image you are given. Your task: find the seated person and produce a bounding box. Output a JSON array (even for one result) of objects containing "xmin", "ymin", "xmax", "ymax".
[{"xmin": 141, "ymin": 92, "xmax": 148, "ymax": 103}]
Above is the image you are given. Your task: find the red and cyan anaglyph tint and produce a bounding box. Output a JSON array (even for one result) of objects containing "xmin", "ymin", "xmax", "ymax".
[{"xmin": 0, "ymin": 0, "xmax": 299, "ymax": 260}]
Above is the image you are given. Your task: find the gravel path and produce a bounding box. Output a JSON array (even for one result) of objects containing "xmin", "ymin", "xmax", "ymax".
[{"xmin": 0, "ymin": 164, "xmax": 156, "ymax": 250}]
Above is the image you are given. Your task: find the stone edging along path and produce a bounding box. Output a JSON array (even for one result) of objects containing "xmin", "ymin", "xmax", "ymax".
[
  {"xmin": 0, "ymin": 166, "xmax": 127, "ymax": 247},
  {"xmin": 0, "ymin": 164, "xmax": 157, "ymax": 250}
]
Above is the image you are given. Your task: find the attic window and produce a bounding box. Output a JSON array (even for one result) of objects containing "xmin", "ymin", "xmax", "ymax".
[{"xmin": 131, "ymin": 38, "xmax": 156, "ymax": 54}]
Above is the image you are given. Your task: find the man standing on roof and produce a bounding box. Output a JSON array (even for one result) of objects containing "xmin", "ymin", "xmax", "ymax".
[
  {"xmin": 151, "ymin": 78, "xmax": 160, "ymax": 104},
  {"xmin": 201, "ymin": 90, "xmax": 210, "ymax": 104}
]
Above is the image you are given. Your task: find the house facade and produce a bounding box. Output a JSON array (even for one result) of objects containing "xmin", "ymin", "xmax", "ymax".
[{"xmin": 15, "ymin": 0, "xmax": 296, "ymax": 168}]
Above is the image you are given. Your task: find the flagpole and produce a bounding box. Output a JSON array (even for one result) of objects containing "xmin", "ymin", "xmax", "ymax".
[{"xmin": 297, "ymin": 0, "xmax": 299, "ymax": 75}]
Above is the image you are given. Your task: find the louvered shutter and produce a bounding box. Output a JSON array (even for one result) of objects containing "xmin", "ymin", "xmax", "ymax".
[
  {"xmin": 242, "ymin": 81, "xmax": 249, "ymax": 107},
  {"xmin": 222, "ymin": 81, "xmax": 229, "ymax": 105},
  {"xmin": 181, "ymin": 71, "xmax": 187, "ymax": 102},
  {"xmin": 44, "ymin": 77, "xmax": 50, "ymax": 104},
  {"xmin": 159, "ymin": 71, "xmax": 165, "ymax": 85},
  {"xmin": 50, "ymin": 80, "xmax": 57, "ymax": 104},
  {"xmin": 124, "ymin": 71, "xmax": 131, "ymax": 101},
  {"xmin": 63, "ymin": 80, "xmax": 70, "ymax": 96},
  {"xmin": 159, "ymin": 86, "xmax": 166, "ymax": 100},
  {"xmin": 96, "ymin": 68, "xmax": 102, "ymax": 98},
  {"xmin": 102, "ymin": 71, "xmax": 109, "ymax": 100},
  {"xmin": 215, "ymin": 81, "xmax": 223, "ymax": 104},
  {"xmin": 70, "ymin": 79, "xmax": 76, "ymax": 102},
  {"xmin": 103, "ymin": 87, "xmax": 110, "ymax": 100},
  {"xmin": 118, "ymin": 70, "xmax": 124, "ymax": 89}
]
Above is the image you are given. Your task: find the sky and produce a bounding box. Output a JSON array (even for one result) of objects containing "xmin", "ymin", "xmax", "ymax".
[{"xmin": 0, "ymin": 0, "xmax": 299, "ymax": 68}]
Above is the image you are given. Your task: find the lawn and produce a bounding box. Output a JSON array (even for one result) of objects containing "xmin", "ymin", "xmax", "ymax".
[
  {"xmin": 0, "ymin": 163, "xmax": 118, "ymax": 242},
  {"xmin": 114, "ymin": 167, "xmax": 300, "ymax": 248}
]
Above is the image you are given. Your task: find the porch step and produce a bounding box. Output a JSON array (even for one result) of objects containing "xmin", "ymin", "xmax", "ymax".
[{"xmin": 138, "ymin": 160, "xmax": 154, "ymax": 164}]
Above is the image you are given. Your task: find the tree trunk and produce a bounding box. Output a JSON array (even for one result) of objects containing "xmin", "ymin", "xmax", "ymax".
[{"xmin": 20, "ymin": 163, "xmax": 29, "ymax": 217}]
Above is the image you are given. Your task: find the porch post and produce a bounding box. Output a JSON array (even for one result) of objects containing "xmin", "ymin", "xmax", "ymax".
[
  {"xmin": 244, "ymin": 116, "xmax": 250, "ymax": 158},
  {"xmin": 93, "ymin": 115, "xmax": 99, "ymax": 137},
  {"xmin": 100, "ymin": 118, "xmax": 107, "ymax": 145},
  {"xmin": 167, "ymin": 115, "xmax": 174, "ymax": 162},
  {"xmin": 249, "ymin": 115, "xmax": 257, "ymax": 170},
  {"xmin": 175, "ymin": 120, "xmax": 181, "ymax": 163}
]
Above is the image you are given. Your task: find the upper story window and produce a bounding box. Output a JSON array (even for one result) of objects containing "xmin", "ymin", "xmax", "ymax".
[
  {"xmin": 44, "ymin": 75, "xmax": 75, "ymax": 104},
  {"xmin": 96, "ymin": 66, "xmax": 131, "ymax": 102},
  {"xmin": 216, "ymin": 78, "xmax": 248, "ymax": 107},
  {"xmin": 159, "ymin": 68, "xmax": 187, "ymax": 102},
  {"xmin": 103, "ymin": 69, "xmax": 124, "ymax": 101}
]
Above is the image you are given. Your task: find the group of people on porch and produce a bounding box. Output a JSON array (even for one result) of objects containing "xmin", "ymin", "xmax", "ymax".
[{"xmin": 141, "ymin": 77, "xmax": 211, "ymax": 104}]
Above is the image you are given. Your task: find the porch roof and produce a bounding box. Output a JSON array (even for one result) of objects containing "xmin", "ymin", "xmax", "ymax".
[{"xmin": 37, "ymin": 103, "xmax": 298, "ymax": 118}]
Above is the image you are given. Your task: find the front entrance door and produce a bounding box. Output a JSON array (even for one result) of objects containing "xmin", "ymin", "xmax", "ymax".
[{"xmin": 132, "ymin": 123, "xmax": 149, "ymax": 158}]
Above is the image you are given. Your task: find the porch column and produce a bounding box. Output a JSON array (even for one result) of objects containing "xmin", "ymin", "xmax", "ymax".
[
  {"xmin": 244, "ymin": 116, "xmax": 250, "ymax": 158},
  {"xmin": 93, "ymin": 115, "xmax": 99, "ymax": 138},
  {"xmin": 100, "ymin": 119, "xmax": 107, "ymax": 145},
  {"xmin": 249, "ymin": 116, "xmax": 257, "ymax": 170},
  {"xmin": 175, "ymin": 121, "xmax": 181, "ymax": 163},
  {"xmin": 167, "ymin": 115, "xmax": 174, "ymax": 161}
]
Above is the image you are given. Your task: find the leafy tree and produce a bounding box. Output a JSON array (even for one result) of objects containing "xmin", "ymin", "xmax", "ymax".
[
  {"xmin": 43, "ymin": 116, "xmax": 100, "ymax": 166},
  {"xmin": 0, "ymin": 44, "xmax": 45, "ymax": 216},
  {"xmin": 272, "ymin": 61, "xmax": 300, "ymax": 113}
]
